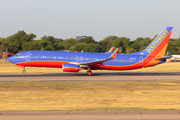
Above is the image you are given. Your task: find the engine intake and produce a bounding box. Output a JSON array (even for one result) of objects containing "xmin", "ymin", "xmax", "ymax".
[{"xmin": 62, "ymin": 63, "xmax": 79, "ymax": 72}]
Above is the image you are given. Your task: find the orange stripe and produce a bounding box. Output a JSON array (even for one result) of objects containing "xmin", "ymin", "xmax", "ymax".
[{"xmin": 144, "ymin": 44, "xmax": 168, "ymax": 67}]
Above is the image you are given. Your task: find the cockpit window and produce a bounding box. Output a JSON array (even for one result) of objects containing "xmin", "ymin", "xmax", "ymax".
[{"xmin": 15, "ymin": 54, "xmax": 21, "ymax": 57}]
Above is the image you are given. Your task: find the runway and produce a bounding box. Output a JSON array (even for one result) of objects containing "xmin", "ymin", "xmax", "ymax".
[
  {"xmin": 1, "ymin": 114, "xmax": 180, "ymax": 120},
  {"xmin": 1, "ymin": 111, "xmax": 180, "ymax": 120},
  {"xmin": 0, "ymin": 72, "xmax": 180, "ymax": 82}
]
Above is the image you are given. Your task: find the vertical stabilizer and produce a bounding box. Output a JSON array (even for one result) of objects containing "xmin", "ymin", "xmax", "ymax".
[{"xmin": 144, "ymin": 26, "xmax": 173, "ymax": 58}]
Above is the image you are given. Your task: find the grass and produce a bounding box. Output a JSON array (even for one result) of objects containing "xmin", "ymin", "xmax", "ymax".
[
  {"xmin": 1, "ymin": 61, "xmax": 180, "ymax": 111},
  {"xmin": 1, "ymin": 61, "xmax": 180, "ymax": 73},
  {"xmin": 1, "ymin": 81, "xmax": 180, "ymax": 111}
]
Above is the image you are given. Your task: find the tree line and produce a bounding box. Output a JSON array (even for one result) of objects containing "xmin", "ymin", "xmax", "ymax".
[{"xmin": 0, "ymin": 30, "xmax": 180, "ymax": 57}]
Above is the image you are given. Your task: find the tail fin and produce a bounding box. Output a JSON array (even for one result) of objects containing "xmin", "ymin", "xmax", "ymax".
[{"xmin": 143, "ymin": 26, "xmax": 173, "ymax": 58}]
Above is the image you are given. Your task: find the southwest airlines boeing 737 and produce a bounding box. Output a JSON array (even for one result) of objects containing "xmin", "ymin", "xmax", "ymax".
[{"xmin": 8, "ymin": 27, "xmax": 173, "ymax": 75}]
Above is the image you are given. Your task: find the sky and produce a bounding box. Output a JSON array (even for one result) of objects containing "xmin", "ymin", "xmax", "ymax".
[{"xmin": 0, "ymin": 0, "xmax": 180, "ymax": 41}]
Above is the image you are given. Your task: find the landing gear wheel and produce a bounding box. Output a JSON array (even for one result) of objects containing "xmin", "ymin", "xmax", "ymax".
[
  {"xmin": 87, "ymin": 70, "xmax": 92, "ymax": 76},
  {"xmin": 22, "ymin": 69, "xmax": 26, "ymax": 73}
]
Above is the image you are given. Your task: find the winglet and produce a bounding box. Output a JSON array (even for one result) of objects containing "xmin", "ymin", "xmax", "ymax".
[
  {"xmin": 108, "ymin": 47, "xmax": 114, "ymax": 52},
  {"xmin": 109, "ymin": 47, "xmax": 119, "ymax": 59},
  {"xmin": 105, "ymin": 47, "xmax": 115, "ymax": 54}
]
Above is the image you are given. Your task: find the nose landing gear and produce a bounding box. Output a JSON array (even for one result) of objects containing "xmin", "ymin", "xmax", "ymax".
[{"xmin": 22, "ymin": 68, "xmax": 26, "ymax": 73}]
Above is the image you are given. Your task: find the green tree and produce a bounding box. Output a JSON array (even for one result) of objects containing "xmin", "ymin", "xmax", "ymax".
[
  {"xmin": 78, "ymin": 37, "xmax": 95, "ymax": 43},
  {"xmin": 83, "ymin": 43, "xmax": 98, "ymax": 52},
  {"xmin": 112, "ymin": 37, "xmax": 130, "ymax": 54},
  {"xmin": 22, "ymin": 41, "xmax": 42, "ymax": 51},
  {"xmin": 98, "ymin": 36, "xmax": 118, "ymax": 52},
  {"xmin": 167, "ymin": 38, "xmax": 180, "ymax": 54},
  {"xmin": 58, "ymin": 38, "xmax": 77, "ymax": 50},
  {"xmin": 69, "ymin": 46, "xmax": 76, "ymax": 51},
  {"xmin": 41, "ymin": 36, "xmax": 55, "ymax": 44},
  {"xmin": 44, "ymin": 45, "xmax": 55, "ymax": 50},
  {"xmin": 3, "ymin": 31, "xmax": 36, "ymax": 53},
  {"xmin": 41, "ymin": 36, "xmax": 63, "ymax": 50},
  {"xmin": 0, "ymin": 38, "xmax": 6, "ymax": 57},
  {"xmin": 74, "ymin": 42, "xmax": 87, "ymax": 51}
]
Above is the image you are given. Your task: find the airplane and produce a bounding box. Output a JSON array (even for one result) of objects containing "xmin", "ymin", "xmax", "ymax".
[
  {"xmin": 8, "ymin": 26, "xmax": 173, "ymax": 75},
  {"xmin": 171, "ymin": 55, "xmax": 180, "ymax": 60}
]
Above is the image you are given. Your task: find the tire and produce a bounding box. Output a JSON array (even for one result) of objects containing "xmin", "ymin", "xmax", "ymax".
[
  {"xmin": 22, "ymin": 69, "xmax": 26, "ymax": 73},
  {"xmin": 87, "ymin": 70, "xmax": 92, "ymax": 76}
]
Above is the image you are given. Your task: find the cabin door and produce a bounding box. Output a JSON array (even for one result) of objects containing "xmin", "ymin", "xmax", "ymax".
[{"xmin": 139, "ymin": 56, "xmax": 143, "ymax": 66}]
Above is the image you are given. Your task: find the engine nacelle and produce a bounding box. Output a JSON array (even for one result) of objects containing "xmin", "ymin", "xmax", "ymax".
[{"xmin": 62, "ymin": 63, "xmax": 79, "ymax": 72}]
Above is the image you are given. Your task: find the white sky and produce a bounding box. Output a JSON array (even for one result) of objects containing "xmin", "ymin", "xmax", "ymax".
[{"xmin": 0, "ymin": 0, "xmax": 180, "ymax": 41}]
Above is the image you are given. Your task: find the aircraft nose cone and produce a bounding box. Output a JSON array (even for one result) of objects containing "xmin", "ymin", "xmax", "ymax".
[{"xmin": 7, "ymin": 57, "xmax": 14, "ymax": 63}]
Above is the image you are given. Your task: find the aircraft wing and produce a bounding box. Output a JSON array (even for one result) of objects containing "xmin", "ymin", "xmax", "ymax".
[{"xmin": 79, "ymin": 48, "xmax": 119, "ymax": 65}]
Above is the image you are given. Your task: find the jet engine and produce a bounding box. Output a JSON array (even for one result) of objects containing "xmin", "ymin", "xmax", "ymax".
[{"xmin": 62, "ymin": 63, "xmax": 79, "ymax": 72}]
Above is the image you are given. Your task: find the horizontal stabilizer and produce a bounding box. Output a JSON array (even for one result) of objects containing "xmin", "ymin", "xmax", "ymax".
[{"xmin": 153, "ymin": 56, "xmax": 171, "ymax": 60}]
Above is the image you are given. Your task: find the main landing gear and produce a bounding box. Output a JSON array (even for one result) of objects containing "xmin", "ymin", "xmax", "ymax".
[
  {"xmin": 87, "ymin": 67, "xmax": 92, "ymax": 76},
  {"xmin": 87, "ymin": 70, "xmax": 92, "ymax": 76},
  {"xmin": 22, "ymin": 68, "xmax": 26, "ymax": 73}
]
